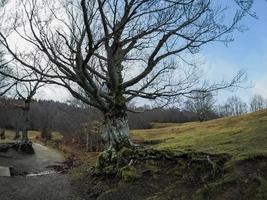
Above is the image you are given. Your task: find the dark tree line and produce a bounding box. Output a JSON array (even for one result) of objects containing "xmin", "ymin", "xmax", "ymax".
[
  {"xmin": 0, "ymin": 97, "xmax": 202, "ymax": 135},
  {"xmin": 128, "ymin": 107, "xmax": 200, "ymax": 129},
  {"xmin": 0, "ymin": 98, "xmax": 91, "ymax": 137}
]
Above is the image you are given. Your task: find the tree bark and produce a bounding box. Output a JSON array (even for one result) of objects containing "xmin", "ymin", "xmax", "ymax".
[
  {"xmin": 100, "ymin": 116, "xmax": 131, "ymax": 151},
  {"xmin": 13, "ymin": 128, "xmax": 20, "ymax": 140},
  {"xmin": 18, "ymin": 101, "xmax": 34, "ymax": 154},
  {"xmin": 0, "ymin": 129, "xmax": 5, "ymax": 140},
  {"xmin": 21, "ymin": 102, "xmax": 30, "ymax": 142}
]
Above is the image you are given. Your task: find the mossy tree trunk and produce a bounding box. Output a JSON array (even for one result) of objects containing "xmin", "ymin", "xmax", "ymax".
[
  {"xmin": 100, "ymin": 116, "xmax": 131, "ymax": 151},
  {"xmin": 100, "ymin": 91, "xmax": 132, "ymax": 151}
]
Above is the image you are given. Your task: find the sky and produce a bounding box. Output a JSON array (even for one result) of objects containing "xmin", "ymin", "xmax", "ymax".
[
  {"xmin": 4, "ymin": 0, "xmax": 267, "ymax": 106},
  {"xmin": 201, "ymin": 0, "xmax": 267, "ymax": 104}
]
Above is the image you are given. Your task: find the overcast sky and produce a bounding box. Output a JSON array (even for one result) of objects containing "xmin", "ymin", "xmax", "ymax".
[{"xmin": 33, "ymin": 1, "xmax": 267, "ymax": 105}]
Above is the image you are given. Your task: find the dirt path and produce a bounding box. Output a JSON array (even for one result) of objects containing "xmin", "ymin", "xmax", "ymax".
[{"xmin": 0, "ymin": 143, "xmax": 82, "ymax": 200}]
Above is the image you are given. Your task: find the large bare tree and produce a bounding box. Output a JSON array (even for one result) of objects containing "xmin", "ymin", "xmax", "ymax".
[{"xmin": 0, "ymin": 0, "xmax": 253, "ymax": 150}]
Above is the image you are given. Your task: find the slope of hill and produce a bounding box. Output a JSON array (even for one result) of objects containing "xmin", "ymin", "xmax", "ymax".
[
  {"xmin": 131, "ymin": 109, "xmax": 267, "ymax": 160},
  {"xmin": 72, "ymin": 110, "xmax": 267, "ymax": 200}
]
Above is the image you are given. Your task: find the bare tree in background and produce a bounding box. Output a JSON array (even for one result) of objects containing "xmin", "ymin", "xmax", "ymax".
[
  {"xmin": 13, "ymin": 73, "xmax": 44, "ymax": 153},
  {"xmin": 0, "ymin": 0, "xmax": 253, "ymax": 150},
  {"xmin": 250, "ymin": 94, "xmax": 266, "ymax": 112},
  {"xmin": 184, "ymin": 92, "xmax": 216, "ymax": 122},
  {"xmin": 1, "ymin": 57, "xmax": 46, "ymax": 152},
  {"xmin": 216, "ymin": 104, "xmax": 232, "ymax": 118},
  {"xmin": 222, "ymin": 95, "xmax": 247, "ymax": 116}
]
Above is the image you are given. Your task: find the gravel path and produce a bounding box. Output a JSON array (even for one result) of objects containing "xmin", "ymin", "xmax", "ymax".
[{"xmin": 0, "ymin": 143, "xmax": 83, "ymax": 200}]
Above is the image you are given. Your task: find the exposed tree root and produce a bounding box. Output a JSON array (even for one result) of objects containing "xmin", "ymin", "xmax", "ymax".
[{"xmin": 12, "ymin": 140, "xmax": 34, "ymax": 154}]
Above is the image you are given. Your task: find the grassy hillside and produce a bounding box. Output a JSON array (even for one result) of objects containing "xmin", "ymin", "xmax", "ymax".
[
  {"xmin": 77, "ymin": 109, "xmax": 267, "ymax": 200},
  {"xmin": 131, "ymin": 109, "xmax": 267, "ymax": 160}
]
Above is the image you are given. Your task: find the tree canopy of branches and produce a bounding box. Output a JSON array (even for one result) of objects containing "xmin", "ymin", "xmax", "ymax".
[{"xmin": 0, "ymin": 0, "xmax": 254, "ymax": 150}]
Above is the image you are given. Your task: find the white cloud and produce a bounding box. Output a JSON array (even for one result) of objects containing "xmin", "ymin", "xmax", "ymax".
[
  {"xmin": 200, "ymin": 54, "xmax": 243, "ymax": 81},
  {"xmin": 36, "ymin": 85, "xmax": 71, "ymax": 102},
  {"xmin": 252, "ymin": 76, "xmax": 267, "ymax": 99}
]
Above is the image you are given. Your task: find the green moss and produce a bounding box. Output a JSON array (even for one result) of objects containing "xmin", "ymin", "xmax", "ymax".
[
  {"xmin": 97, "ymin": 188, "xmax": 119, "ymax": 200},
  {"xmin": 69, "ymin": 162, "xmax": 92, "ymax": 181},
  {"xmin": 145, "ymin": 195, "xmax": 164, "ymax": 200},
  {"xmin": 117, "ymin": 147, "xmax": 134, "ymax": 159},
  {"xmin": 96, "ymin": 148, "xmax": 116, "ymax": 169},
  {"xmin": 193, "ymin": 174, "xmax": 240, "ymax": 200},
  {"xmin": 145, "ymin": 160, "xmax": 158, "ymax": 175},
  {"xmin": 120, "ymin": 165, "xmax": 140, "ymax": 182}
]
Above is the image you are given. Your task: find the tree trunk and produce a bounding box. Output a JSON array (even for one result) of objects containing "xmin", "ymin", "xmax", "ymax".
[
  {"xmin": 13, "ymin": 128, "xmax": 20, "ymax": 140},
  {"xmin": 100, "ymin": 87, "xmax": 132, "ymax": 151},
  {"xmin": 22, "ymin": 129, "xmax": 28, "ymax": 141},
  {"xmin": 41, "ymin": 128, "xmax": 52, "ymax": 140},
  {"xmin": 86, "ymin": 132, "xmax": 91, "ymax": 152},
  {"xmin": 21, "ymin": 102, "xmax": 30, "ymax": 142},
  {"xmin": 0, "ymin": 129, "xmax": 5, "ymax": 140},
  {"xmin": 100, "ymin": 116, "xmax": 131, "ymax": 151}
]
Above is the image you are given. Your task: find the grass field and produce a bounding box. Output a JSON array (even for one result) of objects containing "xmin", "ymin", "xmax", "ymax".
[
  {"xmin": 0, "ymin": 130, "xmax": 63, "ymax": 144},
  {"xmin": 131, "ymin": 109, "xmax": 267, "ymax": 161}
]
